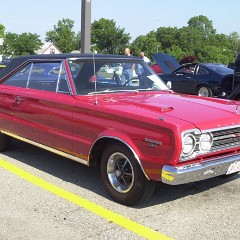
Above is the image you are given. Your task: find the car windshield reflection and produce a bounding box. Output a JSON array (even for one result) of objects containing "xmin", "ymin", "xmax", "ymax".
[{"xmin": 68, "ymin": 59, "xmax": 168, "ymax": 95}]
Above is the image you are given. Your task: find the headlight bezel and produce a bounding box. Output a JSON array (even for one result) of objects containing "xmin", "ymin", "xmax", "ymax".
[
  {"xmin": 182, "ymin": 133, "xmax": 196, "ymax": 156},
  {"xmin": 180, "ymin": 129, "xmax": 213, "ymax": 162},
  {"xmin": 199, "ymin": 133, "xmax": 213, "ymax": 152}
]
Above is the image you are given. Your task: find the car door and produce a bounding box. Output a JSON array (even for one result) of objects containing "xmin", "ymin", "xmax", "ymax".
[
  {"xmin": 0, "ymin": 63, "xmax": 31, "ymax": 134},
  {"xmin": 1, "ymin": 60, "xmax": 75, "ymax": 156},
  {"xmin": 169, "ymin": 65, "xmax": 197, "ymax": 94},
  {"xmin": 0, "ymin": 85, "xmax": 21, "ymax": 133}
]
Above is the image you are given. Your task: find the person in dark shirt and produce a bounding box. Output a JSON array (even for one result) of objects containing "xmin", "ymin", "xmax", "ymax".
[{"xmin": 121, "ymin": 48, "xmax": 134, "ymax": 85}]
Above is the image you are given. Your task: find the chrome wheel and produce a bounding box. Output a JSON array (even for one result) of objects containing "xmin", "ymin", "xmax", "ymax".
[
  {"xmin": 101, "ymin": 143, "xmax": 156, "ymax": 205},
  {"xmin": 107, "ymin": 152, "xmax": 134, "ymax": 193},
  {"xmin": 198, "ymin": 86, "xmax": 212, "ymax": 97}
]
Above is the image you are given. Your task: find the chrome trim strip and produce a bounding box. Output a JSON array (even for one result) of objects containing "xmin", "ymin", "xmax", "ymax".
[
  {"xmin": 214, "ymin": 134, "xmax": 238, "ymax": 141},
  {"xmin": 162, "ymin": 154, "xmax": 240, "ymax": 185},
  {"xmin": 144, "ymin": 138, "xmax": 162, "ymax": 146},
  {"xmin": 91, "ymin": 136, "xmax": 150, "ymax": 180},
  {"xmin": 201, "ymin": 124, "xmax": 240, "ymax": 133},
  {"xmin": 1, "ymin": 131, "xmax": 89, "ymax": 166}
]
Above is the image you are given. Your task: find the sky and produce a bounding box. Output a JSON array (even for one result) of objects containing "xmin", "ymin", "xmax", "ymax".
[{"xmin": 1, "ymin": 0, "xmax": 240, "ymax": 42}]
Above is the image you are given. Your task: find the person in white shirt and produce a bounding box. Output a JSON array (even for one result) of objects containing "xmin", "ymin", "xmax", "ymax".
[{"xmin": 140, "ymin": 52, "xmax": 151, "ymax": 64}]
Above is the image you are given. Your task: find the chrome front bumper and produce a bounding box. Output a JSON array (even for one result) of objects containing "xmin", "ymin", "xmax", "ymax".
[{"xmin": 161, "ymin": 154, "xmax": 240, "ymax": 185}]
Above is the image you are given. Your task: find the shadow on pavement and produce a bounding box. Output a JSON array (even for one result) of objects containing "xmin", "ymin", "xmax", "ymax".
[{"xmin": 3, "ymin": 138, "xmax": 239, "ymax": 208}]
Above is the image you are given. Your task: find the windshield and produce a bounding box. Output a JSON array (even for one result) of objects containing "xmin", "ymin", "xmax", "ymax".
[{"xmin": 68, "ymin": 58, "xmax": 168, "ymax": 95}]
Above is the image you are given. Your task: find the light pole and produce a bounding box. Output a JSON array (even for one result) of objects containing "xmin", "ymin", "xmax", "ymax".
[{"xmin": 81, "ymin": 0, "xmax": 91, "ymax": 53}]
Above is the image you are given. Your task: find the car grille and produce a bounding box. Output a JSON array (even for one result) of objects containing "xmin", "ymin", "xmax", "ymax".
[{"xmin": 211, "ymin": 127, "xmax": 240, "ymax": 152}]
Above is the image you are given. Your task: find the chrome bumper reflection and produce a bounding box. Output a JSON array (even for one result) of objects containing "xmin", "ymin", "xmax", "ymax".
[{"xmin": 162, "ymin": 154, "xmax": 240, "ymax": 185}]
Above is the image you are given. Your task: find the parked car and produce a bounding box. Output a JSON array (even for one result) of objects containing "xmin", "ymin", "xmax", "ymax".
[
  {"xmin": 227, "ymin": 62, "xmax": 235, "ymax": 70},
  {"xmin": 0, "ymin": 54, "xmax": 239, "ymax": 206},
  {"xmin": 227, "ymin": 53, "xmax": 240, "ymax": 100},
  {"xmin": 0, "ymin": 58, "xmax": 12, "ymax": 71},
  {"xmin": 150, "ymin": 63, "xmax": 163, "ymax": 74},
  {"xmin": 0, "ymin": 61, "xmax": 6, "ymax": 71},
  {"xmin": 0, "ymin": 64, "xmax": 5, "ymax": 71},
  {"xmin": 152, "ymin": 53, "xmax": 234, "ymax": 97}
]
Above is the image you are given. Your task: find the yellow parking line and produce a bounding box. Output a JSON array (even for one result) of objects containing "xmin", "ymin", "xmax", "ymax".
[{"xmin": 0, "ymin": 159, "xmax": 172, "ymax": 240}]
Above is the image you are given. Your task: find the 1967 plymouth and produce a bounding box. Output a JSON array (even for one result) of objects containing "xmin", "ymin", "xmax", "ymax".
[{"xmin": 0, "ymin": 54, "xmax": 239, "ymax": 205}]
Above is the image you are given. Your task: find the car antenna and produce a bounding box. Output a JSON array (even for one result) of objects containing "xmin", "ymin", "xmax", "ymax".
[{"xmin": 92, "ymin": 49, "xmax": 98, "ymax": 105}]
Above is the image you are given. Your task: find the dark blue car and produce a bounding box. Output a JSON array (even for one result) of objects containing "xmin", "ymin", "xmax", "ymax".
[
  {"xmin": 153, "ymin": 53, "xmax": 234, "ymax": 97},
  {"xmin": 227, "ymin": 53, "xmax": 240, "ymax": 100}
]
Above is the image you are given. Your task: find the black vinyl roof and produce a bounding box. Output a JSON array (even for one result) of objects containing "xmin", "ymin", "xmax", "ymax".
[{"xmin": 0, "ymin": 53, "xmax": 141, "ymax": 80}]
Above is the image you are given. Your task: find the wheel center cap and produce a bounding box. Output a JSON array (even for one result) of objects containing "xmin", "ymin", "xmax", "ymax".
[{"xmin": 115, "ymin": 170, "xmax": 122, "ymax": 177}]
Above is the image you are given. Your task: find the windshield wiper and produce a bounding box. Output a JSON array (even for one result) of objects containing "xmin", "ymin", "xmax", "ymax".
[{"xmin": 88, "ymin": 89, "xmax": 139, "ymax": 95}]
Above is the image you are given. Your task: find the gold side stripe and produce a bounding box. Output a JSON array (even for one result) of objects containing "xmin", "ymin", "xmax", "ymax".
[{"xmin": 1, "ymin": 131, "xmax": 89, "ymax": 166}]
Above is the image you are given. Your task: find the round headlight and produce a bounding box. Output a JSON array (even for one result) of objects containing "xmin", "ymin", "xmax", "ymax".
[
  {"xmin": 182, "ymin": 134, "xmax": 196, "ymax": 155},
  {"xmin": 199, "ymin": 133, "xmax": 213, "ymax": 152}
]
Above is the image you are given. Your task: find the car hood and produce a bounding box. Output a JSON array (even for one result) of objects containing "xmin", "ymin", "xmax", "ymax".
[
  {"xmin": 152, "ymin": 53, "xmax": 180, "ymax": 74},
  {"xmin": 95, "ymin": 92, "xmax": 240, "ymax": 131}
]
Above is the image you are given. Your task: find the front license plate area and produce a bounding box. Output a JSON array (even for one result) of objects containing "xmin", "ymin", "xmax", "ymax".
[{"xmin": 226, "ymin": 161, "xmax": 240, "ymax": 175}]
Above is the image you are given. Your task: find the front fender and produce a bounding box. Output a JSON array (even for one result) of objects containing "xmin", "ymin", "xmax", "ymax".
[
  {"xmin": 91, "ymin": 129, "xmax": 150, "ymax": 179},
  {"xmin": 91, "ymin": 128, "xmax": 176, "ymax": 181}
]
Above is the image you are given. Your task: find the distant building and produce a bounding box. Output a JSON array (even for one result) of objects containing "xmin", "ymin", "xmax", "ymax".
[{"xmin": 36, "ymin": 43, "xmax": 62, "ymax": 55}]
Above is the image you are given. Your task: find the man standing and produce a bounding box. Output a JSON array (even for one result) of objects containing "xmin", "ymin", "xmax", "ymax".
[
  {"xmin": 140, "ymin": 52, "xmax": 151, "ymax": 64},
  {"xmin": 121, "ymin": 48, "xmax": 134, "ymax": 85}
]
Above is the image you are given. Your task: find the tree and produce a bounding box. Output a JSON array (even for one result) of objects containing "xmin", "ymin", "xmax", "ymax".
[
  {"xmin": 175, "ymin": 27, "xmax": 202, "ymax": 55},
  {"xmin": 228, "ymin": 32, "xmax": 240, "ymax": 57},
  {"xmin": 130, "ymin": 31, "xmax": 161, "ymax": 59},
  {"xmin": 91, "ymin": 18, "xmax": 131, "ymax": 54},
  {"xmin": 0, "ymin": 24, "xmax": 4, "ymax": 37},
  {"xmin": 2, "ymin": 32, "xmax": 42, "ymax": 57},
  {"xmin": 165, "ymin": 45, "xmax": 184, "ymax": 60},
  {"xmin": 187, "ymin": 15, "xmax": 216, "ymax": 39},
  {"xmin": 196, "ymin": 45, "xmax": 233, "ymax": 64},
  {"xmin": 155, "ymin": 27, "xmax": 179, "ymax": 50},
  {"xmin": 45, "ymin": 18, "xmax": 80, "ymax": 53}
]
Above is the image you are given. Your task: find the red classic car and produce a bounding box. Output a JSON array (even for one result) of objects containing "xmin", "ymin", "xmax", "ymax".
[{"xmin": 0, "ymin": 54, "xmax": 239, "ymax": 206}]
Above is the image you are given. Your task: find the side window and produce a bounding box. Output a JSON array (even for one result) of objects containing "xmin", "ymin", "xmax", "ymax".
[
  {"xmin": 27, "ymin": 62, "xmax": 61, "ymax": 92},
  {"xmin": 56, "ymin": 64, "xmax": 70, "ymax": 94},
  {"xmin": 3, "ymin": 61, "xmax": 70, "ymax": 94},
  {"xmin": 197, "ymin": 67, "xmax": 209, "ymax": 75},
  {"xmin": 175, "ymin": 66, "xmax": 194, "ymax": 75},
  {"xmin": 2, "ymin": 64, "xmax": 31, "ymax": 88}
]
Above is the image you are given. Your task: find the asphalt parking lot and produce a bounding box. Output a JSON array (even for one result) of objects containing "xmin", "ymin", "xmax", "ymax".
[{"xmin": 0, "ymin": 139, "xmax": 239, "ymax": 240}]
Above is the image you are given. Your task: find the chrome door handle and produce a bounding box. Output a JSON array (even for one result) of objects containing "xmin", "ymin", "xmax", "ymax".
[{"xmin": 15, "ymin": 96, "xmax": 24, "ymax": 104}]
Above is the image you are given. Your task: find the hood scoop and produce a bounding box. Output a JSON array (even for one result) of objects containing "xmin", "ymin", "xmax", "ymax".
[{"xmin": 160, "ymin": 106, "xmax": 174, "ymax": 113}]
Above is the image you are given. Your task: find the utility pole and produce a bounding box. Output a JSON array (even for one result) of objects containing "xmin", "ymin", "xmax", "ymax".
[{"xmin": 81, "ymin": 0, "xmax": 91, "ymax": 53}]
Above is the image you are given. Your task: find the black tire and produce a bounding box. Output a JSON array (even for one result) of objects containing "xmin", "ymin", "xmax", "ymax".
[
  {"xmin": 197, "ymin": 86, "xmax": 212, "ymax": 97},
  {"xmin": 101, "ymin": 143, "xmax": 156, "ymax": 206},
  {"xmin": 0, "ymin": 132, "xmax": 9, "ymax": 152}
]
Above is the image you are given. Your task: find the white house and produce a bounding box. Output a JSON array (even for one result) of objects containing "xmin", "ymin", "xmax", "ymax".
[{"xmin": 36, "ymin": 43, "xmax": 62, "ymax": 55}]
